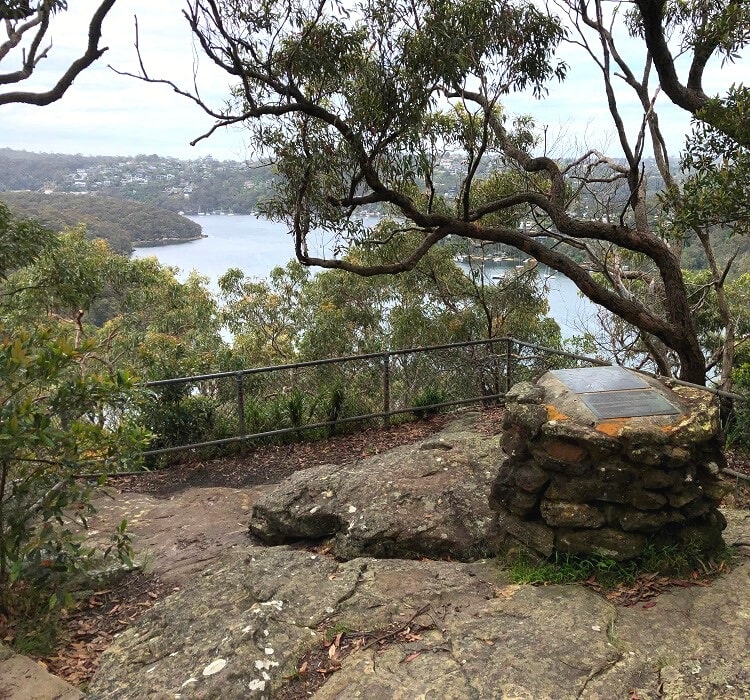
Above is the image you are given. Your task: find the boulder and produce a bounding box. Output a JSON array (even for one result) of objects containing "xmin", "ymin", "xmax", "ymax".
[
  {"xmin": 0, "ymin": 642, "xmax": 82, "ymax": 700},
  {"xmin": 249, "ymin": 412, "xmax": 504, "ymax": 561}
]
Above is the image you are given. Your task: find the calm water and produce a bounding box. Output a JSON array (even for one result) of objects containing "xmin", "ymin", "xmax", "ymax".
[{"xmin": 133, "ymin": 214, "xmax": 597, "ymax": 339}]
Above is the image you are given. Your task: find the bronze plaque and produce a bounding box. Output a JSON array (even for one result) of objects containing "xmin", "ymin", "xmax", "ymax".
[
  {"xmin": 551, "ymin": 366, "xmax": 649, "ymax": 393},
  {"xmin": 580, "ymin": 390, "xmax": 680, "ymax": 419}
]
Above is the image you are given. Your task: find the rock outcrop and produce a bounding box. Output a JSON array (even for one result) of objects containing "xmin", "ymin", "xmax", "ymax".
[
  {"xmin": 249, "ymin": 411, "xmax": 503, "ymax": 561},
  {"xmin": 88, "ymin": 517, "xmax": 750, "ymax": 699}
]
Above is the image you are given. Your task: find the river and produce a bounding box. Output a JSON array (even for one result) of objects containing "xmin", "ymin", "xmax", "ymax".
[{"xmin": 132, "ymin": 214, "xmax": 598, "ymax": 339}]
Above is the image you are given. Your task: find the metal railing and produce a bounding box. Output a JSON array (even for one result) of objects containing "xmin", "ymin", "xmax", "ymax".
[{"xmin": 139, "ymin": 337, "xmax": 617, "ymax": 458}]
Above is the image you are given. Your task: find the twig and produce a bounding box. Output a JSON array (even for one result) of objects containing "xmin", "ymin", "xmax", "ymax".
[{"xmin": 361, "ymin": 604, "xmax": 431, "ymax": 651}]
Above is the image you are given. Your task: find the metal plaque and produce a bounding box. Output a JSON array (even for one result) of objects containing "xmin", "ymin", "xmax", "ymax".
[
  {"xmin": 580, "ymin": 390, "xmax": 680, "ymax": 419},
  {"xmin": 551, "ymin": 366, "xmax": 650, "ymax": 393}
]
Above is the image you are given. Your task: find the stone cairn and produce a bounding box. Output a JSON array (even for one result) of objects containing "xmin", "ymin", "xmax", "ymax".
[{"xmin": 492, "ymin": 368, "xmax": 728, "ymax": 561}]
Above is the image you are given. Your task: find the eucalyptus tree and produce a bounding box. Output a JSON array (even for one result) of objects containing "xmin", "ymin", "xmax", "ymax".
[
  {"xmin": 129, "ymin": 0, "xmax": 750, "ymax": 385},
  {"xmin": 0, "ymin": 0, "xmax": 117, "ymax": 106}
]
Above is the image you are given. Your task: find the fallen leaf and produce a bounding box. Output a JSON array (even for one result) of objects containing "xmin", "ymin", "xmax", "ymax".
[
  {"xmin": 642, "ymin": 602, "xmax": 657, "ymax": 609},
  {"xmin": 403, "ymin": 652, "xmax": 421, "ymax": 663},
  {"xmin": 298, "ymin": 661, "xmax": 308, "ymax": 674}
]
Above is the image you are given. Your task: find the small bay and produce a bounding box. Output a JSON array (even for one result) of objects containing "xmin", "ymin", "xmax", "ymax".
[{"xmin": 132, "ymin": 214, "xmax": 597, "ymax": 339}]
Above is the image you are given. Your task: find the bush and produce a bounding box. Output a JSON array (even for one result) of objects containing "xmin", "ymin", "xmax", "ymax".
[
  {"xmin": 0, "ymin": 326, "xmax": 146, "ymax": 629},
  {"xmin": 412, "ymin": 386, "xmax": 449, "ymax": 419}
]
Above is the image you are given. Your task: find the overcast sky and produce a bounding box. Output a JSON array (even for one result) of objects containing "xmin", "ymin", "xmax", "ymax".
[{"xmin": 1, "ymin": 1, "xmax": 745, "ymax": 162}]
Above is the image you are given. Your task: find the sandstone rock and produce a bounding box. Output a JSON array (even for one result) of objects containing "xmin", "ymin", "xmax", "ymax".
[
  {"xmin": 505, "ymin": 381, "xmax": 545, "ymax": 404},
  {"xmin": 495, "ymin": 508, "xmax": 555, "ymax": 557},
  {"xmin": 89, "ymin": 534, "xmax": 750, "ymax": 700},
  {"xmin": 504, "ymin": 401, "xmax": 548, "ymax": 437},
  {"xmin": 556, "ymin": 527, "xmax": 647, "ymax": 560},
  {"xmin": 640, "ymin": 469, "xmax": 679, "ymax": 489},
  {"xmin": 512, "ymin": 463, "xmax": 550, "ymax": 493},
  {"xmin": 546, "ymin": 476, "xmax": 631, "ymax": 504},
  {"xmin": 618, "ymin": 508, "xmax": 684, "ymax": 533},
  {"xmin": 0, "ymin": 642, "xmax": 82, "ymax": 700},
  {"xmin": 594, "ymin": 460, "xmax": 639, "ymax": 484},
  {"xmin": 250, "ymin": 413, "xmax": 503, "ymax": 562},
  {"xmin": 540, "ymin": 439, "xmax": 589, "ymax": 466},
  {"xmin": 540, "ymin": 420, "xmax": 622, "ymax": 456},
  {"xmin": 540, "ymin": 500, "xmax": 606, "ymax": 528},
  {"xmin": 629, "ymin": 488, "xmax": 668, "ymax": 510},
  {"xmin": 490, "ymin": 482, "xmax": 539, "ymax": 518}
]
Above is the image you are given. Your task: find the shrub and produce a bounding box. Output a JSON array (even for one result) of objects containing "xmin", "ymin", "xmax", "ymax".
[{"xmin": 0, "ymin": 325, "xmax": 146, "ymax": 630}]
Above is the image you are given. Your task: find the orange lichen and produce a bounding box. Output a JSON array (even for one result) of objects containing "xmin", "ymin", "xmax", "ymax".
[
  {"xmin": 595, "ymin": 419, "xmax": 628, "ymax": 436},
  {"xmin": 546, "ymin": 405, "xmax": 569, "ymax": 421}
]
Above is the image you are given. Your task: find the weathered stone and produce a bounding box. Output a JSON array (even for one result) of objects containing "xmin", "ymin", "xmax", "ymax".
[
  {"xmin": 419, "ymin": 438, "xmax": 453, "ymax": 450},
  {"xmin": 505, "ymin": 401, "xmax": 548, "ymax": 437},
  {"xmin": 640, "ymin": 469, "xmax": 680, "ymax": 490},
  {"xmin": 668, "ymin": 484, "xmax": 702, "ymax": 508},
  {"xmin": 666, "ymin": 446, "xmax": 691, "ymax": 465},
  {"xmin": 698, "ymin": 481, "xmax": 731, "ymax": 502},
  {"xmin": 594, "ymin": 460, "xmax": 638, "ymax": 484},
  {"xmin": 540, "ymin": 500, "xmax": 605, "ymax": 528},
  {"xmin": 541, "ymin": 420, "xmax": 622, "ymax": 456},
  {"xmin": 668, "ymin": 386, "xmax": 721, "ymax": 443},
  {"xmin": 513, "ymin": 464, "xmax": 550, "ymax": 493},
  {"xmin": 541, "ymin": 439, "xmax": 588, "ymax": 465},
  {"xmin": 625, "ymin": 446, "xmax": 663, "ymax": 466},
  {"xmin": 496, "ymin": 371, "xmax": 727, "ymax": 561},
  {"xmin": 491, "ymin": 483, "xmax": 539, "ymax": 518},
  {"xmin": 0, "ymin": 642, "xmax": 83, "ymax": 700},
  {"xmin": 618, "ymin": 509, "xmax": 684, "ymax": 533},
  {"xmin": 699, "ymin": 460, "xmax": 721, "ymax": 476},
  {"xmin": 556, "ymin": 527, "xmax": 647, "ymax": 561},
  {"xmin": 250, "ymin": 414, "xmax": 503, "ymax": 561},
  {"xmin": 546, "ymin": 476, "xmax": 631, "ymax": 505},
  {"xmin": 678, "ymin": 522, "xmax": 726, "ymax": 552},
  {"xmin": 495, "ymin": 508, "xmax": 554, "ymax": 557},
  {"xmin": 505, "ymin": 380, "xmax": 545, "ymax": 404},
  {"xmin": 679, "ymin": 498, "xmax": 712, "ymax": 519},
  {"xmin": 88, "ymin": 537, "xmax": 750, "ymax": 700},
  {"xmin": 502, "ymin": 424, "xmax": 531, "ymax": 459},
  {"xmin": 629, "ymin": 488, "xmax": 668, "ymax": 511}
]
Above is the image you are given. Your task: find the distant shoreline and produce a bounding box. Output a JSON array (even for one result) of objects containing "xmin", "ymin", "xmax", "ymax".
[{"xmin": 132, "ymin": 234, "xmax": 208, "ymax": 249}]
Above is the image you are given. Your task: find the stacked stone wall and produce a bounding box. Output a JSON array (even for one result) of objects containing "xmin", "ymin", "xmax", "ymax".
[{"xmin": 492, "ymin": 379, "xmax": 728, "ymax": 561}]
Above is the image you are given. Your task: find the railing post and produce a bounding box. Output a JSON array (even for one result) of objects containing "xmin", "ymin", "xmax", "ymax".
[
  {"xmin": 235, "ymin": 372, "xmax": 246, "ymax": 449},
  {"xmin": 382, "ymin": 353, "xmax": 391, "ymax": 427},
  {"xmin": 505, "ymin": 338, "xmax": 513, "ymax": 393}
]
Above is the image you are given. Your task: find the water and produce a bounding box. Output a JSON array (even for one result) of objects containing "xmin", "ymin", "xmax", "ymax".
[
  {"xmin": 133, "ymin": 215, "xmax": 598, "ymax": 339},
  {"xmin": 132, "ymin": 214, "xmax": 308, "ymax": 288}
]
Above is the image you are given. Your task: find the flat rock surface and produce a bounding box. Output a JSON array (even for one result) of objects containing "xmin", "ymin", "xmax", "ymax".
[
  {"xmin": 87, "ymin": 535, "xmax": 750, "ymax": 699},
  {"xmin": 249, "ymin": 412, "xmax": 505, "ymax": 561},
  {"xmin": 85, "ymin": 484, "xmax": 275, "ymax": 585}
]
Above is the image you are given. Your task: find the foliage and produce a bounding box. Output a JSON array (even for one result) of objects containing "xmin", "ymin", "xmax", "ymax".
[
  {"xmin": 0, "ymin": 191, "xmax": 202, "ymax": 254},
  {"xmin": 412, "ymin": 386, "xmax": 449, "ymax": 418},
  {"xmin": 0, "ymin": 324, "xmax": 148, "ymax": 617},
  {"xmin": 726, "ymin": 356, "xmax": 750, "ymax": 451},
  {"xmin": 155, "ymin": 0, "xmax": 750, "ymax": 384}
]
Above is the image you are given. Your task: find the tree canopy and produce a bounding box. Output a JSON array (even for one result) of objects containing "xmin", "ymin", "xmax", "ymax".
[{"xmin": 133, "ymin": 0, "xmax": 745, "ymax": 385}]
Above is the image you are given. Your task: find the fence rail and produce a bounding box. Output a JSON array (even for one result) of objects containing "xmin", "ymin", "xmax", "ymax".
[{"xmin": 139, "ymin": 336, "xmax": 746, "ymax": 459}]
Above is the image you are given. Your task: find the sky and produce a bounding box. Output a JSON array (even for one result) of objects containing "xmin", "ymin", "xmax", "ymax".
[{"xmin": 1, "ymin": 1, "xmax": 746, "ymax": 162}]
